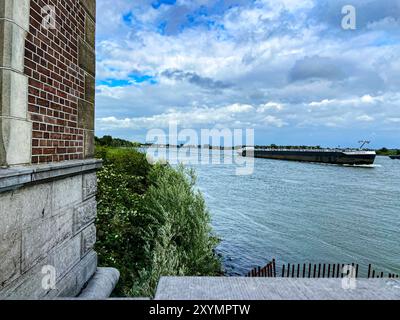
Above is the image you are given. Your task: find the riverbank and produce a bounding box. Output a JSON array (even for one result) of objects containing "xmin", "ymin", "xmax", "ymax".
[{"xmin": 94, "ymin": 146, "xmax": 221, "ymax": 297}]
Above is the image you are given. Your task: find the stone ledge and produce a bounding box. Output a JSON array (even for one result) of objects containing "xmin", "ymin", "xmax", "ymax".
[{"xmin": 0, "ymin": 159, "xmax": 103, "ymax": 192}]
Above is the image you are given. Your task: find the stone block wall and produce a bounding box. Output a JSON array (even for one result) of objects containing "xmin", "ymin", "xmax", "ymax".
[
  {"xmin": 0, "ymin": 0, "xmax": 109, "ymax": 299},
  {"xmin": 0, "ymin": 161, "xmax": 101, "ymax": 298}
]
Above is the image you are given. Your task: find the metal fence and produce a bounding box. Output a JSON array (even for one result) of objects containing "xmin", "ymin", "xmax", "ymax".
[{"xmin": 247, "ymin": 259, "xmax": 400, "ymax": 279}]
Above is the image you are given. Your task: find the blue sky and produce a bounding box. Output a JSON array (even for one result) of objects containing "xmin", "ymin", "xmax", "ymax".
[{"xmin": 95, "ymin": 0, "xmax": 400, "ymax": 148}]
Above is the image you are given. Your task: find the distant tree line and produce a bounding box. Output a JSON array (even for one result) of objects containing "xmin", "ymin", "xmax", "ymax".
[
  {"xmin": 95, "ymin": 135, "xmax": 140, "ymax": 148},
  {"xmin": 376, "ymin": 148, "xmax": 400, "ymax": 156}
]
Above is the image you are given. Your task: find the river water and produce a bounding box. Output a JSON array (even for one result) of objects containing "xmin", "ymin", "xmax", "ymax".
[{"xmin": 153, "ymin": 148, "xmax": 400, "ymax": 277}]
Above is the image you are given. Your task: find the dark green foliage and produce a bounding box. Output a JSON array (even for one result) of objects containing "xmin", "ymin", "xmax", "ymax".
[
  {"xmin": 378, "ymin": 147, "xmax": 389, "ymax": 154},
  {"xmin": 376, "ymin": 148, "xmax": 400, "ymax": 156},
  {"xmin": 96, "ymin": 147, "xmax": 151, "ymax": 193},
  {"xmin": 95, "ymin": 147, "xmax": 221, "ymax": 297},
  {"xmin": 95, "ymin": 135, "xmax": 140, "ymax": 148},
  {"xmin": 127, "ymin": 164, "xmax": 221, "ymax": 297}
]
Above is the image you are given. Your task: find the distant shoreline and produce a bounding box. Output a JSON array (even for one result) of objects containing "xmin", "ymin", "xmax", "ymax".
[
  {"xmin": 139, "ymin": 144, "xmax": 399, "ymax": 155},
  {"xmin": 96, "ymin": 136, "xmax": 399, "ymax": 156}
]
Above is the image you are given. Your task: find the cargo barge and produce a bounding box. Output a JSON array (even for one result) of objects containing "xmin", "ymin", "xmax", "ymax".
[{"xmin": 241, "ymin": 148, "xmax": 376, "ymax": 165}]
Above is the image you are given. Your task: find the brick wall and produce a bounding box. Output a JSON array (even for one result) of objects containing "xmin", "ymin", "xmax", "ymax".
[{"xmin": 24, "ymin": 0, "xmax": 95, "ymax": 164}]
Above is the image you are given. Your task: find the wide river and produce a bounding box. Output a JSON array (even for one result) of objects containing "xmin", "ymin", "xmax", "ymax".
[{"xmin": 155, "ymin": 148, "xmax": 400, "ymax": 277}]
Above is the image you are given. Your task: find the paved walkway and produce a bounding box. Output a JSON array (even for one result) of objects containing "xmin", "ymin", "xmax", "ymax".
[{"xmin": 155, "ymin": 277, "xmax": 400, "ymax": 300}]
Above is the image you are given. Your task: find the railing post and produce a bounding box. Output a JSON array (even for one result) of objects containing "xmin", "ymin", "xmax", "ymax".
[{"xmin": 273, "ymin": 259, "xmax": 276, "ymax": 277}]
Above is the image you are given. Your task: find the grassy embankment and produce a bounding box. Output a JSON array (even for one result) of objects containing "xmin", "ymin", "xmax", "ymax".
[{"xmin": 94, "ymin": 141, "xmax": 221, "ymax": 297}]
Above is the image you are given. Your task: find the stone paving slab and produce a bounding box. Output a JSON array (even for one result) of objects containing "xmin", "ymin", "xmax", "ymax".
[{"xmin": 155, "ymin": 277, "xmax": 400, "ymax": 300}]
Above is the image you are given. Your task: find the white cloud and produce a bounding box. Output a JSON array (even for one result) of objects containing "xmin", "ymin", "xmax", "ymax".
[
  {"xmin": 95, "ymin": 0, "xmax": 400, "ymax": 146},
  {"xmin": 356, "ymin": 115, "xmax": 375, "ymax": 122},
  {"xmin": 309, "ymin": 95, "xmax": 383, "ymax": 108},
  {"xmin": 257, "ymin": 102, "xmax": 284, "ymax": 112},
  {"xmin": 97, "ymin": 102, "xmax": 285, "ymax": 130},
  {"xmin": 386, "ymin": 118, "xmax": 400, "ymax": 123}
]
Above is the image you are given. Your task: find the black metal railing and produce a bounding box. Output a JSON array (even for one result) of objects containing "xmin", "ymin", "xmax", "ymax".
[{"xmin": 246, "ymin": 259, "xmax": 399, "ymax": 279}]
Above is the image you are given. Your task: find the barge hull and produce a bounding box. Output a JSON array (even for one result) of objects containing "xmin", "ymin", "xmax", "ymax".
[{"xmin": 243, "ymin": 150, "xmax": 376, "ymax": 165}]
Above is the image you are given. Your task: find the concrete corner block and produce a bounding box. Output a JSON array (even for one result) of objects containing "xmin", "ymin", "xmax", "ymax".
[
  {"xmin": 49, "ymin": 235, "xmax": 81, "ymax": 281},
  {"xmin": 81, "ymin": 224, "xmax": 96, "ymax": 257},
  {"xmin": 0, "ymin": 69, "xmax": 28, "ymax": 118},
  {"xmin": 78, "ymin": 38, "xmax": 95, "ymax": 76},
  {"xmin": 1, "ymin": 257, "xmax": 51, "ymax": 299},
  {"xmin": 75, "ymin": 250, "xmax": 98, "ymax": 294},
  {"xmin": 0, "ymin": 230, "xmax": 21, "ymax": 287},
  {"xmin": 73, "ymin": 198, "xmax": 97, "ymax": 234},
  {"xmin": 78, "ymin": 98, "xmax": 94, "ymax": 130},
  {"xmin": 1, "ymin": 117, "xmax": 32, "ymax": 165},
  {"xmin": 84, "ymin": 73, "xmax": 95, "ymax": 103},
  {"xmin": 83, "ymin": 172, "xmax": 97, "ymax": 200},
  {"xmin": 84, "ymin": 130, "xmax": 95, "ymax": 159},
  {"xmin": 46, "ymin": 249, "xmax": 98, "ymax": 299},
  {"xmin": 52, "ymin": 175, "xmax": 83, "ymax": 211},
  {"xmin": 46, "ymin": 268, "xmax": 78, "ymax": 299},
  {"xmin": 0, "ymin": 0, "xmax": 31, "ymax": 31},
  {"xmin": 21, "ymin": 211, "xmax": 73, "ymax": 272},
  {"xmin": 78, "ymin": 268, "xmax": 120, "ymax": 299},
  {"xmin": 84, "ymin": 15, "xmax": 96, "ymax": 48},
  {"xmin": 0, "ymin": 19, "xmax": 27, "ymax": 72},
  {"xmin": 0, "ymin": 190, "xmax": 20, "ymax": 234},
  {"xmin": 80, "ymin": 0, "xmax": 96, "ymax": 21},
  {"xmin": 17, "ymin": 183, "xmax": 52, "ymax": 227}
]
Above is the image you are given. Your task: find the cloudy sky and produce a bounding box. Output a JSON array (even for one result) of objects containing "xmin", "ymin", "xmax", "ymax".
[{"xmin": 95, "ymin": 0, "xmax": 400, "ymax": 148}]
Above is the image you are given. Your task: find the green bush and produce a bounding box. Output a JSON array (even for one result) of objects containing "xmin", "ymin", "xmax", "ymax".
[
  {"xmin": 95, "ymin": 147, "xmax": 221, "ymax": 297},
  {"xmin": 95, "ymin": 135, "xmax": 140, "ymax": 148},
  {"xmin": 128, "ymin": 164, "xmax": 221, "ymax": 297},
  {"xmin": 96, "ymin": 147, "xmax": 151, "ymax": 193}
]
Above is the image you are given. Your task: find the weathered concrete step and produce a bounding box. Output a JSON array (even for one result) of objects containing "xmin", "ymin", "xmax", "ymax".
[{"xmin": 155, "ymin": 277, "xmax": 400, "ymax": 300}]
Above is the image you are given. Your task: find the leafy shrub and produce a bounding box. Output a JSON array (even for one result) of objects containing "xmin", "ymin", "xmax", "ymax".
[
  {"xmin": 97, "ymin": 147, "xmax": 151, "ymax": 193},
  {"xmin": 95, "ymin": 147, "xmax": 221, "ymax": 297},
  {"xmin": 128, "ymin": 164, "xmax": 221, "ymax": 297}
]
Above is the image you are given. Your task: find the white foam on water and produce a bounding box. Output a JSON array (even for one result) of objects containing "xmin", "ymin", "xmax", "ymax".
[{"xmin": 343, "ymin": 164, "xmax": 381, "ymax": 168}]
